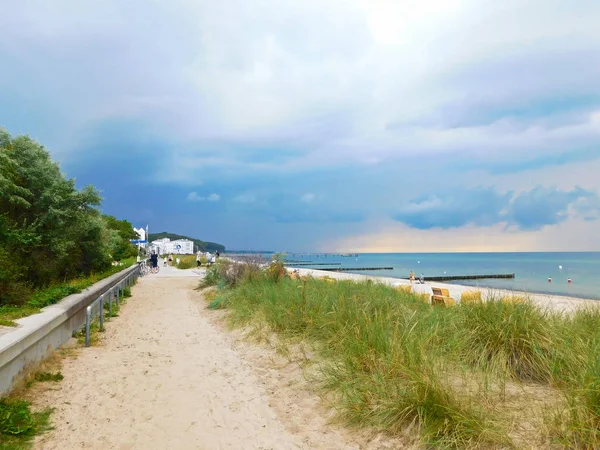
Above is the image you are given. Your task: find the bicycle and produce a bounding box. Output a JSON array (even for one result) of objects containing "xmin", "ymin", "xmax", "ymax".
[
  {"xmin": 150, "ymin": 265, "xmax": 160, "ymax": 274},
  {"xmin": 139, "ymin": 260, "xmax": 150, "ymax": 276}
]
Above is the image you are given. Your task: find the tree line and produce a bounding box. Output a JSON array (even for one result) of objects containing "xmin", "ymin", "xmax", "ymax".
[{"xmin": 0, "ymin": 128, "xmax": 138, "ymax": 306}]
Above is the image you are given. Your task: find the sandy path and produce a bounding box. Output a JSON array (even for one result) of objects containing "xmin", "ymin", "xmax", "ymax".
[{"xmin": 34, "ymin": 275, "xmax": 356, "ymax": 450}]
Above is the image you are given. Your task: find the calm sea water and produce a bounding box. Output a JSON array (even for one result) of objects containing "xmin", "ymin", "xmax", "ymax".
[{"xmin": 285, "ymin": 252, "xmax": 600, "ymax": 300}]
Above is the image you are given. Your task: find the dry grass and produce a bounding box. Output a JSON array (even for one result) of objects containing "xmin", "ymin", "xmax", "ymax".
[{"xmin": 461, "ymin": 290, "xmax": 482, "ymax": 305}]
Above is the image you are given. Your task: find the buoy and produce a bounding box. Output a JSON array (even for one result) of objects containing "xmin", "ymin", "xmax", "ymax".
[
  {"xmin": 548, "ymin": 277, "xmax": 552, "ymax": 282},
  {"xmin": 417, "ymin": 261, "xmax": 420, "ymax": 264},
  {"xmin": 559, "ymin": 265, "xmax": 563, "ymax": 270},
  {"xmin": 568, "ymin": 278, "xmax": 572, "ymax": 283}
]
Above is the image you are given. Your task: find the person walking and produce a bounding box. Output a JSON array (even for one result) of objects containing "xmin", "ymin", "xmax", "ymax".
[
  {"xmin": 150, "ymin": 252, "xmax": 158, "ymax": 271},
  {"xmin": 409, "ymin": 271, "xmax": 415, "ymax": 286}
]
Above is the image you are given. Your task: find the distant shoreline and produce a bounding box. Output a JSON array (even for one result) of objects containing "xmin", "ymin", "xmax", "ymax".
[{"xmin": 288, "ymin": 267, "xmax": 599, "ymax": 314}]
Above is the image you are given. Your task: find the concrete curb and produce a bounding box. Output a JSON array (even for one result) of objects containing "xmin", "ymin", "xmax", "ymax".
[{"xmin": 0, "ymin": 265, "xmax": 138, "ymax": 395}]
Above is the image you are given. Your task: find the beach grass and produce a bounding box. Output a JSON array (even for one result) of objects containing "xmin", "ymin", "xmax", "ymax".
[
  {"xmin": 176, "ymin": 255, "xmax": 197, "ymax": 269},
  {"xmin": 202, "ymin": 260, "xmax": 600, "ymax": 448}
]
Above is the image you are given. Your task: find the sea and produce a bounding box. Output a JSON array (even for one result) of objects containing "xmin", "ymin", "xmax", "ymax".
[{"xmin": 283, "ymin": 252, "xmax": 600, "ymax": 300}]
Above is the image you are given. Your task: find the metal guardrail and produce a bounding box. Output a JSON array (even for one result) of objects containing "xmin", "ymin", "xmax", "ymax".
[{"xmin": 84, "ymin": 264, "xmax": 140, "ymax": 347}]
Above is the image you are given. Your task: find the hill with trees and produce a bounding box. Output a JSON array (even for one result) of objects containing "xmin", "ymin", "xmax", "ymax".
[{"xmin": 148, "ymin": 232, "xmax": 225, "ymax": 253}]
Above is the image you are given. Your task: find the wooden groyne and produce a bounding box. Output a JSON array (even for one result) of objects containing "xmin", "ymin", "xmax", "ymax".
[
  {"xmin": 320, "ymin": 267, "xmax": 394, "ymax": 272},
  {"xmin": 423, "ymin": 273, "xmax": 515, "ymax": 282},
  {"xmin": 286, "ymin": 262, "xmax": 342, "ymax": 266}
]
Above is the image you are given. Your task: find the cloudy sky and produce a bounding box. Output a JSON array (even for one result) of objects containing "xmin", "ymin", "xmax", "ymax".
[{"xmin": 2, "ymin": 0, "xmax": 600, "ymax": 252}]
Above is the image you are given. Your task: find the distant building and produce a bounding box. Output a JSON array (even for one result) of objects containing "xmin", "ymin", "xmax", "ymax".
[
  {"xmin": 133, "ymin": 227, "xmax": 146, "ymax": 241},
  {"xmin": 149, "ymin": 238, "xmax": 194, "ymax": 255}
]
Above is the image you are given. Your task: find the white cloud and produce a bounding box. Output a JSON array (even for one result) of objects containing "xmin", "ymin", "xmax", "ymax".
[
  {"xmin": 187, "ymin": 191, "xmax": 202, "ymax": 202},
  {"xmin": 4, "ymin": 0, "xmax": 600, "ymax": 173},
  {"xmin": 300, "ymin": 193, "xmax": 316, "ymax": 203},
  {"xmin": 187, "ymin": 192, "xmax": 220, "ymax": 202}
]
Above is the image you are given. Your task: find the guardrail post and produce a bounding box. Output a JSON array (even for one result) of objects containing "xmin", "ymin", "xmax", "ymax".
[
  {"xmin": 116, "ymin": 284, "xmax": 120, "ymax": 307},
  {"xmin": 99, "ymin": 296, "xmax": 105, "ymax": 331},
  {"xmin": 108, "ymin": 290, "xmax": 113, "ymax": 316},
  {"xmin": 85, "ymin": 305, "xmax": 92, "ymax": 347}
]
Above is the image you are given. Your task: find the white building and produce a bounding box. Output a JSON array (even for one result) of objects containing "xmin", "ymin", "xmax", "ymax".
[
  {"xmin": 133, "ymin": 227, "xmax": 146, "ymax": 241},
  {"xmin": 149, "ymin": 238, "xmax": 194, "ymax": 255}
]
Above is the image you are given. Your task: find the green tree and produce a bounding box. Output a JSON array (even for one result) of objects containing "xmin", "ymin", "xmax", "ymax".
[
  {"xmin": 0, "ymin": 128, "xmax": 125, "ymax": 305},
  {"xmin": 103, "ymin": 215, "xmax": 138, "ymax": 260}
]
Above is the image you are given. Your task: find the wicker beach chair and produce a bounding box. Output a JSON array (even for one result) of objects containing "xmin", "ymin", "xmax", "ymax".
[{"xmin": 431, "ymin": 288, "xmax": 456, "ymax": 307}]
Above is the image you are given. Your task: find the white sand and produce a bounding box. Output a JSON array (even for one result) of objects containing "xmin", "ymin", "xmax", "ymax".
[
  {"xmin": 290, "ymin": 267, "xmax": 599, "ymax": 314},
  {"xmin": 33, "ymin": 269, "xmax": 371, "ymax": 450}
]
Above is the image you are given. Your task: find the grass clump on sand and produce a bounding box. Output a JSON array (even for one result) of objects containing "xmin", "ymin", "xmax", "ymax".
[
  {"xmin": 176, "ymin": 255, "xmax": 197, "ymax": 269},
  {"xmin": 456, "ymin": 298, "xmax": 556, "ymax": 383},
  {"xmin": 25, "ymin": 372, "xmax": 64, "ymax": 389},
  {"xmin": 201, "ymin": 260, "xmax": 600, "ymax": 448},
  {"xmin": 543, "ymin": 307, "xmax": 600, "ymax": 448},
  {"xmin": 0, "ymin": 398, "xmax": 52, "ymax": 449}
]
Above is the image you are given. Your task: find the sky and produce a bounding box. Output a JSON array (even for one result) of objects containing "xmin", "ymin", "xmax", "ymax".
[{"xmin": 1, "ymin": 0, "xmax": 600, "ymax": 252}]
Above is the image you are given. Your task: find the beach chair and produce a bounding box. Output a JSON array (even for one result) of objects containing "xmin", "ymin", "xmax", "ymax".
[
  {"xmin": 460, "ymin": 290, "xmax": 482, "ymax": 305},
  {"xmin": 431, "ymin": 288, "xmax": 456, "ymax": 307}
]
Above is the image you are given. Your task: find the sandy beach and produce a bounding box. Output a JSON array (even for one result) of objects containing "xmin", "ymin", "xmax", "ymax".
[
  {"xmin": 32, "ymin": 268, "xmax": 387, "ymax": 450},
  {"xmin": 288, "ymin": 267, "xmax": 600, "ymax": 314}
]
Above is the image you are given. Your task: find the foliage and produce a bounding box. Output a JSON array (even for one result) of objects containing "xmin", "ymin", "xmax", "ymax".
[
  {"xmin": 0, "ymin": 258, "xmax": 135, "ymax": 325},
  {"xmin": 0, "ymin": 128, "xmax": 137, "ymax": 308},
  {"xmin": 103, "ymin": 215, "xmax": 138, "ymax": 261},
  {"xmin": 148, "ymin": 232, "xmax": 225, "ymax": 253},
  {"xmin": 0, "ymin": 398, "xmax": 52, "ymax": 448}
]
